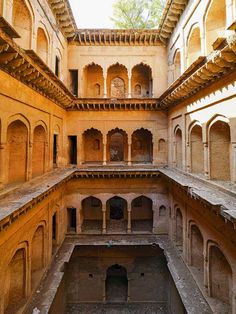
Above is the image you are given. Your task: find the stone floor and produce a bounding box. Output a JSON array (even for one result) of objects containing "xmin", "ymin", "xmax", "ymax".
[{"xmin": 66, "ymin": 302, "xmax": 168, "ymax": 314}]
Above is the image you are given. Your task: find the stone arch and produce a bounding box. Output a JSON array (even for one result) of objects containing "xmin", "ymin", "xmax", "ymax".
[
  {"xmin": 208, "ymin": 244, "xmax": 232, "ymax": 306},
  {"xmin": 81, "ymin": 196, "xmax": 103, "ymax": 233},
  {"xmin": 12, "ymin": 0, "xmax": 33, "ymax": 49},
  {"xmin": 107, "ymin": 63, "xmax": 128, "ymax": 98},
  {"xmin": 209, "ymin": 119, "xmax": 231, "ymax": 180},
  {"xmin": 83, "ymin": 128, "xmax": 103, "ymax": 163},
  {"xmin": 106, "ymin": 196, "xmax": 127, "ymax": 221},
  {"xmin": 205, "ymin": 0, "xmax": 226, "ymax": 54},
  {"xmin": 190, "ymin": 123, "xmax": 204, "ymax": 174},
  {"xmin": 105, "ymin": 264, "xmax": 128, "ymax": 302},
  {"xmin": 32, "ymin": 124, "xmax": 47, "ymax": 177},
  {"xmin": 131, "ymin": 63, "xmax": 152, "ymax": 97},
  {"xmin": 173, "ymin": 49, "xmax": 181, "ymax": 81},
  {"xmin": 7, "ymin": 119, "xmax": 28, "ymax": 183},
  {"xmin": 83, "ymin": 63, "xmax": 104, "ymax": 98},
  {"xmin": 175, "ymin": 207, "xmax": 183, "ymax": 248},
  {"xmin": 31, "ymin": 224, "xmax": 45, "ymax": 291},
  {"xmin": 187, "ymin": 24, "xmax": 201, "ymax": 66},
  {"xmin": 36, "ymin": 26, "xmax": 49, "ymax": 64},
  {"xmin": 189, "ymin": 223, "xmax": 204, "ymax": 272},
  {"xmin": 131, "ymin": 128, "xmax": 153, "ymax": 163},
  {"xmin": 175, "ymin": 126, "xmax": 182, "ymax": 169},
  {"xmin": 107, "ymin": 128, "xmax": 128, "ymax": 162},
  {"xmin": 131, "ymin": 195, "xmax": 153, "ymax": 233},
  {"xmin": 4, "ymin": 243, "xmax": 28, "ymax": 313}
]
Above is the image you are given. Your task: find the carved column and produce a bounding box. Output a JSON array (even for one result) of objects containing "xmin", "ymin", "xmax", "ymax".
[
  {"xmin": 0, "ymin": 143, "xmax": 6, "ymax": 187},
  {"xmin": 103, "ymin": 75, "xmax": 107, "ymax": 98},
  {"xmin": 128, "ymin": 71, "xmax": 132, "ymax": 98},
  {"xmin": 203, "ymin": 142, "xmax": 209, "ymax": 179},
  {"xmin": 102, "ymin": 206, "xmax": 106, "ymax": 234},
  {"xmin": 27, "ymin": 139, "xmax": 33, "ymax": 181},
  {"xmin": 127, "ymin": 202, "xmax": 131, "ymax": 233},
  {"xmin": 128, "ymin": 134, "xmax": 132, "ymax": 166},
  {"xmin": 103, "ymin": 136, "xmax": 107, "ymax": 165},
  {"xmin": 186, "ymin": 141, "xmax": 191, "ymax": 173},
  {"xmin": 76, "ymin": 208, "xmax": 82, "ymax": 234}
]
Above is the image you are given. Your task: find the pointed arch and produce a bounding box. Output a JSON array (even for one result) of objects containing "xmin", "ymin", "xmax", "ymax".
[
  {"xmin": 107, "ymin": 63, "xmax": 128, "ymax": 98},
  {"xmin": 36, "ymin": 26, "xmax": 49, "ymax": 64},
  {"xmin": 32, "ymin": 124, "xmax": 47, "ymax": 177},
  {"xmin": 83, "ymin": 128, "xmax": 103, "ymax": 163},
  {"xmin": 83, "ymin": 63, "xmax": 104, "ymax": 98},
  {"xmin": 131, "ymin": 195, "xmax": 153, "ymax": 233},
  {"xmin": 12, "ymin": 0, "xmax": 34, "ymax": 49},
  {"xmin": 107, "ymin": 128, "xmax": 128, "ymax": 162},
  {"xmin": 131, "ymin": 63, "xmax": 152, "ymax": 97},
  {"xmin": 173, "ymin": 49, "xmax": 181, "ymax": 81},
  {"xmin": 81, "ymin": 196, "xmax": 103, "ymax": 233},
  {"xmin": 131, "ymin": 128, "xmax": 153, "ymax": 163},
  {"xmin": 187, "ymin": 24, "xmax": 201, "ymax": 66}
]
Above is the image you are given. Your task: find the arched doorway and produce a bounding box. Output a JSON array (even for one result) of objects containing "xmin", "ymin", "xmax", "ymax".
[
  {"xmin": 106, "ymin": 264, "xmax": 128, "ymax": 302},
  {"xmin": 187, "ymin": 26, "xmax": 201, "ymax": 66},
  {"xmin": 107, "ymin": 63, "xmax": 128, "ymax": 98},
  {"xmin": 32, "ymin": 125, "xmax": 47, "ymax": 177},
  {"xmin": 190, "ymin": 124, "xmax": 204, "ymax": 174},
  {"xmin": 107, "ymin": 129, "xmax": 128, "ymax": 163},
  {"xmin": 83, "ymin": 63, "xmax": 104, "ymax": 98},
  {"xmin": 107, "ymin": 197, "xmax": 127, "ymax": 233},
  {"xmin": 83, "ymin": 128, "xmax": 103, "ymax": 163},
  {"xmin": 36, "ymin": 28, "xmax": 48, "ymax": 64},
  {"xmin": 131, "ymin": 63, "xmax": 152, "ymax": 97},
  {"xmin": 81, "ymin": 196, "xmax": 102, "ymax": 233},
  {"xmin": 175, "ymin": 128, "xmax": 182, "ymax": 169},
  {"xmin": 131, "ymin": 129, "xmax": 153, "ymax": 163},
  {"xmin": 131, "ymin": 196, "xmax": 153, "ymax": 233}
]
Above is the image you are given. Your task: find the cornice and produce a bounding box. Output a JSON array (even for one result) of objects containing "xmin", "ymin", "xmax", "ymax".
[
  {"xmin": 47, "ymin": 0, "xmax": 77, "ymax": 38},
  {"xmin": 0, "ymin": 18, "xmax": 75, "ymax": 108},
  {"xmin": 158, "ymin": 0, "xmax": 188, "ymax": 43},
  {"xmin": 72, "ymin": 29, "xmax": 161, "ymax": 46},
  {"xmin": 67, "ymin": 98, "xmax": 162, "ymax": 111},
  {"xmin": 159, "ymin": 35, "xmax": 236, "ymax": 108}
]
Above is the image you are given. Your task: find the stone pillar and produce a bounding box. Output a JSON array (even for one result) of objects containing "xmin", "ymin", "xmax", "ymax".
[
  {"xmin": 103, "ymin": 75, "xmax": 107, "ymax": 98},
  {"xmin": 27, "ymin": 140, "xmax": 33, "ymax": 181},
  {"xmin": 45, "ymin": 141, "xmax": 49, "ymax": 172},
  {"xmin": 173, "ymin": 141, "xmax": 177, "ymax": 167},
  {"xmin": 186, "ymin": 141, "xmax": 191, "ymax": 173},
  {"xmin": 103, "ymin": 137, "xmax": 107, "ymax": 165},
  {"xmin": 77, "ymin": 133, "xmax": 84, "ymax": 166},
  {"xmin": 203, "ymin": 142, "xmax": 209, "ymax": 179},
  {"xmin": 128, "ymin": 135, "xmax": 132, "ymax": 166},
  {"xmin": 76, "ymin": 208, "xmax": 82, "ymax": 234},
  {"xmin": 102, "ymin": 277, "xmax": 106, "ymax": 302},
  {"xmin": 0, "ymin": 142, "xmax": 6, "ymax": 187},
  {"xmin": 127, "ymin": 202, "xmax": 131, "ymax": 233},
  {"xmin": 128, "ymin": 72, "xmax": 132, "ymax": 98},
  {"xmin": 102, "ymin": 207, "xmax": 106, "ymax": 234},
  {"xmin": 232, "ymin": 143, "xmax": 236, "ymax": 184}
]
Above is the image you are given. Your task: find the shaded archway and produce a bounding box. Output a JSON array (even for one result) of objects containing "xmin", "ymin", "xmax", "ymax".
[
  {"xmin": 131, "ymin": 196, "xmax": 153, "ymax": 233},
  {"xmin": 131, "ymin": 129, "xmax": 153, "ymax": 163},
  {"xmin": 106, "ymin": 264, "xmax": 128, "ymax": 302},
  {"xmin": 107, "ymin": 64, "xmax": 128, "ymax": 98},
  {"xmin": 176, "ymin": 208, "xmax": 183, "ymax": 249},
  {"xmin": 81, "ymin": 197, "xmax": 102, "ymax": 233},
  {"xmin": 187, "ymin": 26, "xmax": 201, "ymax": 66},
  {"xmin": 209, "ymin": 246, "xmax": 232, "ymax": 306},
  {"xmin": 36, "ymin": 27, "xmax": 48, "ymax": 64},
  {"xmin": 106, "ymin": 196, "xmax": 127, "ymax": 233},
  {"xmin": 173, "ymin": 50, "xmax": 181, "ymax": 82},
  {"xmin": 31, "ymin": 225, "xmax": 45, "ymax": 291},
  {"xmin": 107, "ymin": 128, "xmax": 128, "ymax": 163},
  {"xmin": 131, "ymin": 63, "xmax": 152, "ymax": 97},
  {"xmin": 209, "ymin": 120, "xmax": 230, "ymax": 181},
  {"xmin": 83, "ymin": 63, "xmax": 104, "ymax": 98},
  {"xmin": 190, "ymin": 124, "xmax": 204, "ymax": 174},
  {"xmin": 190, "ymin": 225, "xmax": 204, "ymax": 272},
  {"xmin": 7, "ymin": 120, "xmax": 28, "ymax": 184},
  {"xmin": 83, "ymin": 128, "xmax": 103, "ymax": 163},
  {"xmin": 175, "ymin": 128, "xmax": 182, "ymax": 169},
  {"xmin": 4, "ymin": 248, "xmax": 27, "ymax": 313},
  {"xmin": 32, "ymin": 125, "xmax": 46, "ymax": 177},
  {"xmin": 205, "ymin": 0, "xmax": 226, "ymax": 54},
  {"xmin": 12, "ymin": 0, "xmax": 32, "ymax": 49}
]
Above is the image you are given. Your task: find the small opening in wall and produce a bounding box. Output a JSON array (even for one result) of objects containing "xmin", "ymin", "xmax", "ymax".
[
  {"xmin": 140, "ymin": 273, "xmax": 144, "ymax": 277},
  {"xmin": 55, "ymin": 56, "xmax": 60, "ymax": 77},
  {"xmin": 53, "ymin": 134, "xmax": 58, "ymax": 167},
  {"xmin": 89, "ymin": 274, "xmax": 93, "ymax": 278},
  {"xmin": 68, "ymin": 136, "xmax": 77, "ymax": 165}
]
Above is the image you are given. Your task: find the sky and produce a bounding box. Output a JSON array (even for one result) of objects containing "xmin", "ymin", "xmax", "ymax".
[{"xmin": 69, "ymin": 0, "xmax": 116, "ymax": 29}]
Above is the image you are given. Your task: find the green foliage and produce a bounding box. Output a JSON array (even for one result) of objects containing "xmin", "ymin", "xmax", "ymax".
[{"xmin": 111, "ymin": 0, "xmax": 166, "ymax": 29}]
